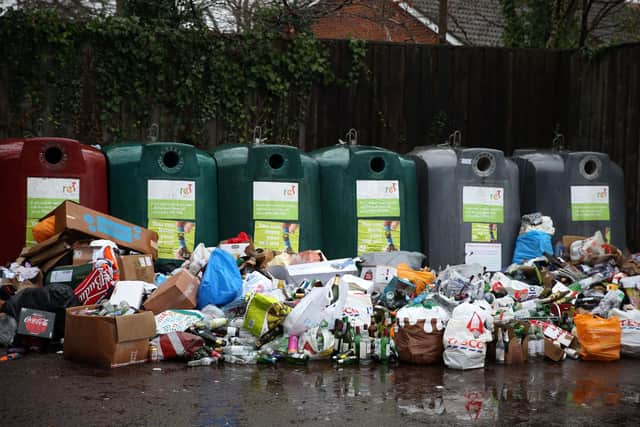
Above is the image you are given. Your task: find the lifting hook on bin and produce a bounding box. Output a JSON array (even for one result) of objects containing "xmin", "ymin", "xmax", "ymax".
[
  {"xmin": 253, "ymin": 126, "xmax": 267, "ymax": 144},
  {"xmin": 338, "ymin": 128, "xmax": 358, "ymax": 146},
  {"xmin": 552, "ymin": 124, "xmax": 565, "ymax": 152},
  {"xmin": 147, "ymin": 123, "xmax": 159, "ymax": 143},
  {"xmin": 448, "ymin": 130, "xmax": 462, "ymax": 148}
]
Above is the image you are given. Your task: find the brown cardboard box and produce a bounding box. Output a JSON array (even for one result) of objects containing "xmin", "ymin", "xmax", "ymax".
[
  {"xmin": 544, "ymin": 338, "xmax": 566, "ymax": 361},
  {"xmin": 118, "ymin": 255, "xmax": 155, "ymax": 283},
  {"xmin": 64, "ymin": 305, "xmax": 156, "ymax": 368},
  {"xmin": 143, "ymin": 269, "xmax": 199, "ymax": 314},
  {"xmin": 562, "ymin": 235, "xmax": 588, "ymax": 256},
  {"xmin": 41, "ymin": 201, "xmax": 159, "ymax": 259},
  {"xmin": 503, "ymin": 321, "xmax": 529, "ymax": 364},
  {"xmin": 72, "ymin": 242, "xmax": 101, "ymax": 266}
]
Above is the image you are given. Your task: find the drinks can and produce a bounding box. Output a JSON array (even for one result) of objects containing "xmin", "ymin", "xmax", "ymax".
[
  {"xmin": 288, "ymin": 335, "xmax": 298, "ymax": 354},
  {"xmin": 149, "ymin": 344, "xmax": 159, "ymax": 362}
]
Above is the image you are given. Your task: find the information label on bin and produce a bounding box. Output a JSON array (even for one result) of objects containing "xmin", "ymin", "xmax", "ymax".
[
  {"xmin": 570, "ymin": 186, "xmax": 610, "ymax": 221},
  {"xmin": 357, "ymin": 220, "xmax": 401, "ymax": 255},
  {"xmin": 253, "ymin": 182, "xmax": 299, "ymax": 220},
  {"xmin": 356, "ymin": 180, "xmax": 400, "ymax": 217},
  {"xmin": 147, "ymin": 180, "xmax": 196, "ymax": 259},
  {"xmin": 26, "ymin": 177, "xmax": 80, "ymax": 246},
  {"xmin": 254, "ymin": 221, "xmax": 299, "ymax": 253},
  {"xmin": 465, "ymin": 243, "xmax": 502, "ymax": 272},
  {"xmin": 148, "ymin": 180, "xmax": 196, "ymax": 220},
  {"xmin": 462, "ymin": 186, "xmax": 504, "ymax": 223}
]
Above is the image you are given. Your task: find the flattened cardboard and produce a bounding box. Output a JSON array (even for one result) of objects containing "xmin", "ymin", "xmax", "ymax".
[
  {"xmin": 143, "ymin": 269, "xmax": 199, "ymax": 314},
  {"xmin": 42, "ymin": 201, "xmax": 158, "ymax": 259},
  {"xmin": 118, "ymin": 255, "xmax": 155, "ymax": 283},
  {"xmin": 64, "ymin": 305, "xmax": 156, "ymax": 368}
]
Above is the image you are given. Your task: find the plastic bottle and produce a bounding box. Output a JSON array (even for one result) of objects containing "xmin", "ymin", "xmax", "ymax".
[
  {"xmin": 536, "ymin": 327, "xmax": 545, "ymax": 358},
  {"xmin": 527, "ymin": 324, "xmax": 537, "ymax": 361},
  {"xmin": 194, "ymin": 318, "xmax": 228, "ymax": 330},
  {"xmin": 359, "ymin": 327, "xmax": 372, "ymax": 364},
  {"xmin": 380, "ymin": 329, "xmax": 390, "ymax": 364},
  {"xmin": 187, "ymin": 357, "xmax": 216, "ymax": 367},
  {"xmin": 495, "ymin": 329, "xmax": 505, "ymax": 364}
]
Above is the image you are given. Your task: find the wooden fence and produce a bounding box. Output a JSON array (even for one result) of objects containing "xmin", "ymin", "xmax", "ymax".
[{"xmin": 1, "ymin": 39, "xmax": 639, "ymax": 250}]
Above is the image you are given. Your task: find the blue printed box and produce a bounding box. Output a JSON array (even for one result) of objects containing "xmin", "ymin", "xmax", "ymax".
[{"xmin": 41, "ymin": 201, "xmax": 158, "ymax": 259}]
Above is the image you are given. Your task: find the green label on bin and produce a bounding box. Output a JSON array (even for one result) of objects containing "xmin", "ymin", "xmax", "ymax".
[
  {"xmin": 570, "ymin": 186, "xmax": 610, "ymax": 221},
  {"xmin": 148, "ymin": 180, "xmax": 196, "ymax": 220},
  {"xmin": 471, "ymin": 223, "xmax": 498, "ymax": 242},
  {"xmin": 462, "ymin": 186, "xmax": 504, "ymax": 223},
  {"xmin": 254, "ymin": 221, "xmax": 299, "ymax": 253},
  {"xmin": 26, "ymin": 177, "xmax": 80, "ymax": 246},
  {"xmin": 253, "ymin": 182, "xmax": 299, "ymax": 220},
  {"xmin": 356, "ymin": 180, "xmax": 400, "ymax": 217},
  {"xmin": 148, "ymin": 219, "xmax": 196, "ymax": 260},
  {"xmin": 357, "ymin": 220, "xmax": 401, "ymax": 255}
]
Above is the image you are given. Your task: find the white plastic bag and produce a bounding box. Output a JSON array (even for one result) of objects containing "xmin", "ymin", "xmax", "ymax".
[
  {"xmin": 342, "ymin": 291, "xmax": 374, "ymax": 328},
  {"xmin": 443, "ymin": 318, "xmax": 490, "ymax": 370},
  {"xmin": 283, "ymin": 277, "xmax": 348, "ymax": 336},
  {"xmin": 451, "ymin": 301, "xmax": 494, "ymax": 337},
  {"xmin": 610, "ymin": 309, "xmax": 640, "ymax": 357},
  {"xmin": 298, "ymin": 325, "xmax": 336, "ymax": 359}
]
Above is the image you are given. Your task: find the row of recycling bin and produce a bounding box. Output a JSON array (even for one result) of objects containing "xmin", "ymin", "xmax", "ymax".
[{"xmin": 0, "ymin": 137, "xmax": 626, "ymax": 269}]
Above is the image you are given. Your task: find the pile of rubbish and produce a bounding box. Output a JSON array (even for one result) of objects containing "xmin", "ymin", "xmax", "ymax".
[{"xmin": 1, "ymin": 205, "xmax": 639, "ymax": 370}]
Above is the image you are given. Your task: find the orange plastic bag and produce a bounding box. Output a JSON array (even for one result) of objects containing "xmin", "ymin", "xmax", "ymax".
[
  {"xmin": 397, "ymin": 263, "xmax": 435, "ymax": 295},
  {"xmin": 574, "ymin": 313, "xmax": 621, "ymax": 361},
  {"xmin": 31, "ymin": 216, "xmax": 56, "ymax": 243}
]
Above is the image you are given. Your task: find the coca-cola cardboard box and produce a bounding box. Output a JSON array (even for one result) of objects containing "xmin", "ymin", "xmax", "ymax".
[
  {"xmin": 17, "ymin": 308, "xmax": 56, "ymax": 339},
  {"xmin": 64, "ymin": 305, "xmax": 156, "ymax": 368}
]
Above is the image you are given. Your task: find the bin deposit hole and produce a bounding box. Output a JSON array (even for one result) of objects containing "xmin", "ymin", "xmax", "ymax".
[
  {"xmin": 476, "ymin": 156, "xmax": 492, "ymax": 173},
  {"xmin": 44, "ymin": 146, "xmax": 63, "ymax": 165},
  {"xmin": 583, "ymin": 159, "xmax": 598, "ymax": 177},
  {"xmin": 370, "ymin": 157, "xmax": 386, "ymax": 173},
  {"xmin": 162, "ymin": 150, "xmax": 180, "ymax": 169},
  {"xmin": 269, "ymin": 154, "xmax": 285, "ymax": 170}
]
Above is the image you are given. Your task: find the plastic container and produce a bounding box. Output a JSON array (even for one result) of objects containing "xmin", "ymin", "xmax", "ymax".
[
  {"xmin": 0, "ymin": 137, "xmax": 108, "ymax": 265},
  {"xmin": 211, "ymin": 143, "xmax": 321, "ymax": 252},
  {"xmin": 310, "ymin": 140, "xmax": 420, "ymax": 259},
  {"xmin": 104, "ymin": 142, "xmax": 218, "ymax": 265},
  {"xmin": 512, "ymin": 150, "xmax": 626, "ymax": 249},
  {"xmin": 408, "ymin": 145, "xmax": 520, "ymax": 271}
]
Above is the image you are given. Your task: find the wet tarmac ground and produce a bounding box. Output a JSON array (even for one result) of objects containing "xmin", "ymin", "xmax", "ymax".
[{"xmin": 1, "ymin": 354, "xmax": 639, "ymax": 426}]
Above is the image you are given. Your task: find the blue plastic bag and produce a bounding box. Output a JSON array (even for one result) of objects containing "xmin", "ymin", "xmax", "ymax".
[
  {"xmin": 512, "ymin": 230, "xmax": 553, "ymax": 264},
  {"xmin": 197, "ymin": 248, "xmax": 242, "ymax": 308}
]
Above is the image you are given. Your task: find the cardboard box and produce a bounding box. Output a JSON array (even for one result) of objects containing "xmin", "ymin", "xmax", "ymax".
[
  {"xmin": 64, "ymin": 305, "xmax": 156, "ymax": 368},
  {"xmin": 118, "ymin": 255, "xmax": 155, "ymax": 283},
  {"xmin": 219, "ymin": 243, "xmax": 251, "ymax": 259},
  {"xmin": 544, "ymin": 338, "xmax": 565, "ymax": 361},
  {"xmin": 360, "ymin": 265, "xmax": 397, "ymax": 285},
  {"xmin": 143, "ymin": 269, "xmax": 199, "ymax": 314},
  {"xmin": 529, "ymin": 320, "xmax": 574, "ymax": 347},
  {"xmin": 45, "ymin": 263, "xmax": 93, "ymax": 289},
  {"xmin": 497, "ymin": 322, "xmax": 529, "ymax": 364},
  {"xmin": 562, "ymin": 235, "xmax": 587, "ymax": 255},
  {"xmin": 72, "ymin": 242, "xmax": 101, "ymax": 266},
  {"xmin": 41, "ymin": 201, "xmax": 159, "ymax": 259},
  {"xmin": 285, "ymin": 258, "xmax": 358, "ymax": 286},
  {"xmin": 17, "ymin": 308, "xmax": 56, "ymax": 339}
]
